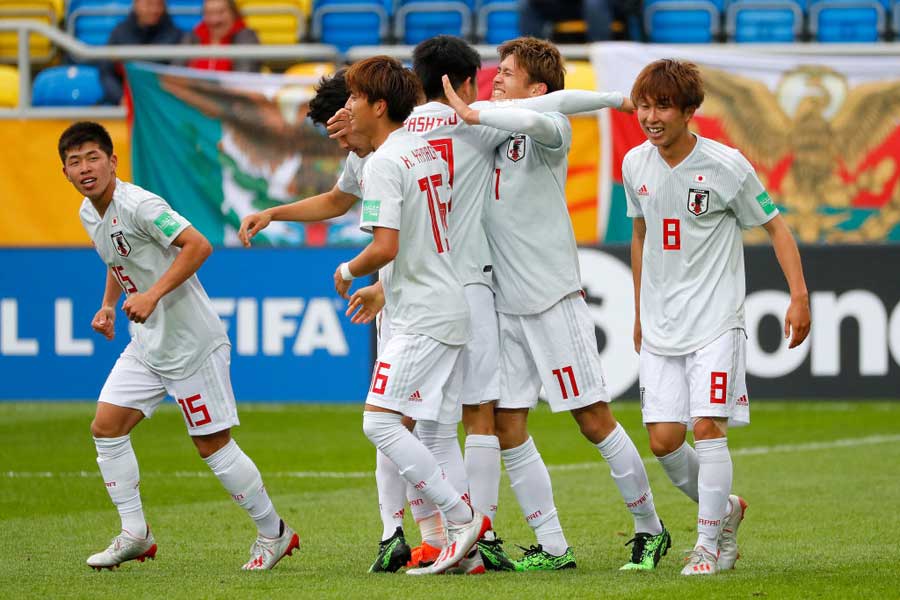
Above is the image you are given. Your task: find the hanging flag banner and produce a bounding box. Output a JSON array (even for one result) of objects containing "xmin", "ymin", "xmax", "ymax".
[{"xmin": 591, "ymin": 42, "xmax": 900, "ymax": 244}]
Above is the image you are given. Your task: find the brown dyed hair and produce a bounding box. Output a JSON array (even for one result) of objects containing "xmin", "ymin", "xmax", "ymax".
[
  {"xmin": 630, "ymin": 59, "xmax": 704, "ymax": 111},
  {"xmin": 498, "ymin": 37, "xmax": 565, "ymax": 94},
  {"xmin": 345, "ymin": 56, "xmax": 422, "ymax": 123}
]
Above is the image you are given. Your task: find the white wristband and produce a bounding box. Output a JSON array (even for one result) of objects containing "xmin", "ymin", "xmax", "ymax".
[{"xmin": 340, "ymin": 262, "xmax": 355, "ymax": 281}]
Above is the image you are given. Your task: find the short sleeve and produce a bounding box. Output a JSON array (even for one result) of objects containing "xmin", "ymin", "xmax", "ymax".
[
  {"xmin": 135, "ymin": 196, "xmax": 191, "ymax": 247},
  {"xmin": 623, "ymin": 157, "xmax": 643, "ymax": 218},
  {"xmin": 728, "ymin": 157, "xmax": 779, "ymax": 229},
  {"xmin": 359, "ymin": 157, "xmax": 402, "ymax": 233},
  {"xmin": 336, "ymin": 156, "xmax": 362, "ymax": 198}
]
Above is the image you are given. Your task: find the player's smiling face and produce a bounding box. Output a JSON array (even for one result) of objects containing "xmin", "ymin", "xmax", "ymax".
[
  {"xmin": 492, "ymin": 55, "xmax": 543, "ymax": 100},
  {"xmin": 62, "ymin": 142, "xmax": 117, "ymax": 201},
  {"xmin": 346, "ymin": 90, "xmax": 380, "ymax": 140},
  {"xmin": 636, "ymin": 96, "xmax": 695, "ymax": 149}
]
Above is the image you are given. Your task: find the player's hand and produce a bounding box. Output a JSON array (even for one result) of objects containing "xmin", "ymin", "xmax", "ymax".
[
  {"xmin": 122, "ymin": 292, "xmax": 159, "ymax": 324},
  {"xmin": 618, "ymin": 96, "xmax": 635, "ymax": 114},
  {"xmin": 334, "ymin": 266, "xmax": 352, "ymax": 300},
  {"xmin": 238, "ymin": 211, "xmax": 271, "ymax": 247},
  {"xmin": 784, "ymin": 294, "xmax": 811, "ymax": 349},
  {"xmin": 442, "ymin": 75, "xmax": 479, "ymax": 125},
  {"xmin": 326, "ymin": 108, "xmax": 353, "ymax": 139},
  {"xmin": 346, "ymin": 284, "xmax": 385, "ymax": 324},
  {"xmin": 633, "ymin": 319, "xmax": 642, "ymax": 353},
  {"xmin": 91, "ymin": 306, "xmax": 116, "ymax": 340}
]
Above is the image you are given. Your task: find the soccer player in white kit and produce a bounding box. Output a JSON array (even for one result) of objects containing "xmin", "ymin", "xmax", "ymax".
[
  {"xmin": 334, "ymin": 56, "xmax": 491, "ymax": 576},
  {"xmin": 59, "ymin": 122, "xmax": 299, "ymax": 571},
  {"xmin": 623, "ymin": 59, "xmax": 811, "ymax": 575},
  {"xmin": 445, "ymin": 37, "xmax": 671, "ymax": 572}
]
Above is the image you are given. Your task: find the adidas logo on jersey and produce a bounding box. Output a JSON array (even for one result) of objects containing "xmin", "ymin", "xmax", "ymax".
[
  {"xmin": 408, "ymin": 390, "xmax": 422, "ymax": 402},
  {"xmin": 637, "ymin": 184, "xmax": 649, "ymax": 196}
]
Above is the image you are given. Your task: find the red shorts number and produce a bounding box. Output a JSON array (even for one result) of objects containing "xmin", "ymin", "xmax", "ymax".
[
  {"xmin": 177, "ymin": 393, "xmax": 212, "ymax": 427},
  {"xmin": 710, "ymin": 372, "xmax": 727, "ymax": 404},
  {"xmin": 371, "ymin": 361, "xmax": 391, "ymax": 395}
]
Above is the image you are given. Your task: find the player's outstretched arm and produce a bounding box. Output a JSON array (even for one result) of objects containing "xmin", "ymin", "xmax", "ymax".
[
  {"xmin": 631, "ymin": 218, "xmax": 647, "ymax": 353},
  {"xmin": 346, "ymin": 280, "xmax": 385, "ymax": 324},
  {"xmin": 763, "ymin": 215, "xmax": 811, "ymax": 348},
  {"xmin": 122, "ymin": 227, "xmax": 212, "ymax": 324},
  {"xmin": 91, "ymin": 268, "xmax": 121, "ymax": 340},
  {"xmin": 334, "ymin": 227, "xmax": 399, "ymax": 299},
  {"xmin": 496, "ymin": 89, "xmax": 632, "ymax": 114},
  {"xmin": 238, "ymin": 185, "xmax": 359, "ymax": 247}
]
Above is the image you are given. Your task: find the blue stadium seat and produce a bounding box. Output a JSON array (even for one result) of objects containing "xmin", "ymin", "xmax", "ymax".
[
  {"xmin": 394, "ymin": 1, "xmax": 473, "ymax": 45},
  {"xmin": 311, "ymin": 1, "xmax": 388, "ymax": 51},
  {"xmin": 726, "ymin": 0, "xmax": 804, "ymax": 41},
  {"xmin": 644, "ymin": 0, "xmax": 724, "ymax": 42},
  {"xmin": 809, "ymin": 0, "xmax": 887, "ymax": 41},
  {"xmin": 68, "ymin": 0, "xmax": 201, "ymax": 44},
  {"xmin": 477, "ymin": 0, "xmax": 519, "ymax": 44},
  {"xmin": 32, "ymin": 65, "xmax": 104, "ymax": 106},
  {"xmin": 167, "ymin": 0, "xmax": 203, "ymax": 32}
]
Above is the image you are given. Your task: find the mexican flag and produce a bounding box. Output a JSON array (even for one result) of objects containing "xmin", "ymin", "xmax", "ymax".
[
  {"xmin": 127, "ymin": 62, "xmax": 366, "ymax": 246},
  {"xmin": 591, "ymin": 43, "xmax": 900, "ymax": 244}
]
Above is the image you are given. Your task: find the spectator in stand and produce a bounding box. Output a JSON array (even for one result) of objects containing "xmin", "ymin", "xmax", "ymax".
[
  {"xmin": 181, "ymin": 0, "xmax": 261, "ymax": 72},
  {"xmin": 518, "ymin": 0, "xmax": 617, "ymax": 41},
  {"xmin": 99, "ymin": 0, "xmax": 182, "ymax": 105}
]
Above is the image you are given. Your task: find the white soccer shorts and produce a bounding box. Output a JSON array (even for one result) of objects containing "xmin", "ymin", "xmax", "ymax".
[
  {"xmin": 496, "ymin": 292, "xmax": 610, "ymax": 412},
  {"xmin": 365, "ymin": 333, "xmax": 464, "ymax": 425},
  {"xmin": 98, "ymin": 342, "xmax": 240, "ymax": 436},
  {"xmin": 460, "ymin": 283, "xmax": 500, "ymax": 406},
  {"xmin": 639, "ymin": 328, "xmax": 750, "ymax": 427}
]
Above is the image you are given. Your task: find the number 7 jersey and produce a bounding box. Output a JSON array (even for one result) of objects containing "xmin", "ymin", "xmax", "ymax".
[{"xmin": 359, "ymin": 128, "xmax": 470, "ymax": 346}]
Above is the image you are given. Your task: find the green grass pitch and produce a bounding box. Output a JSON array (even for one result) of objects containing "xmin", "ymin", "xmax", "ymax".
[{"xmin": 2, "ymin": 400, "xmax": 899, "ymax": 599}]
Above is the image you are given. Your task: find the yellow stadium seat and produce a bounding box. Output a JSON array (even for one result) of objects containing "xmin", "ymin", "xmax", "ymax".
[
  {"xmin": 238, "ymin": 0, "xmax": 309, "ymax": 44},
  {"xmin": 285, "ymin": 61, "xmax": 335, "ymax": 78},
  {"xmin": 564, "ymin": 60, "xmax": 596, "ymax": 91},
  {"xmin": 0, "ymin": 1, "xmax": 58, "ymax": 63},
  {"xmin": 0, "ymin": 65, "xmax": 19, "ymax": 107}
]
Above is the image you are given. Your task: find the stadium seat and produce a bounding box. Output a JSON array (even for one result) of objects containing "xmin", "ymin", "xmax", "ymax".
[
  {"xmin": 167, "ymin": 0, "xmax": 204, "ymax": 31},
  {"xmin": 477, "ymin": 0, "xmax": 519, "ymax": 44},
  {"xmin": 894, "ymin": 1, "xmax": 900, "ymax": 37},
  {"xmin": 394, "ymin": 1, "xmax": 474, "ymax": 45},
  {"xmin": 68, "ymin": 0, "xmax": 202, "ymax": 45},
  {"xmin": 285, "ymin": 61, "xmax": 336, "ymax": 77},
  {"xmin": 32, "ymin": 64, "xmax": 104, "ymax": 106},
  {"xmin": 0, "ymin": 65, "xmax": 19, "ymax": 107},
  {"xmin": 726, "ymin": 0, "xmax": 804, "ymax": 41},
  {"xmin": 311, "ymin": 1, "xmax": 389, "ymax": 51},
  {"xmin": 0, "ymin": 1, "xmax": 58, "ymax": 63},
  {"xmin": 809, "ymin": 0, "xmax": 887, "ymax": 41},
  {"xmin": 643, "ymin": 0, "xmax": 724, "ymax": 42},
  {"xmin": 238, "ymin": 0, "xmax": 307, "ymax": 44}
]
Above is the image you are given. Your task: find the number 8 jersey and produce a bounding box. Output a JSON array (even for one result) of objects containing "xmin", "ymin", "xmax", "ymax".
[
  {"xmin": 623, "ymin": 135, "xmax": 779, "ymax": 356},
  {"xmin": 79, "ymin": 179, "xmax": 229, "ymax": 378},
  {"xmin": 359, "ymin": 129, "xmax": 470, "ymax": 346}
]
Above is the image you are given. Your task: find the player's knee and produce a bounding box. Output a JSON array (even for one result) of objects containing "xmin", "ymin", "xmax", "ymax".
[
  {"xmin": 649, "ymin": 435, "xmax": 682, "ymax": 457},
  {"xmin": 573, "ymin": 403, "xmax": 617, "ymax": 444},
  {"xmin": 495, "ymin": 419, "xmax": 527, "ymax": 450},
  {"xmin": 90, "ymin": 417, "xmax": 125, "ymax": 438},
  {"xmin": 363, "ymin": 410, "xmax": 404, "ymax": 447},
  {"xmin": 192, "ymin": 429, "xmax": 231, "ymax": 458},
  {"xmin": 692, "ymin": 417, "xmax": 727, "ymax": 440},
  {"xmin": 462, "ymin": 404, "xmax": 495, "ymax": 436}
]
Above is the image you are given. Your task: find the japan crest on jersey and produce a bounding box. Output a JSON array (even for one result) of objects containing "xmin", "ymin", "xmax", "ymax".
[
  {"xmin": 111, "ymin": 231, "xmax": 132, "ymax": 257},
  {"xmin": 507, "ymin": 134, "xmax": 527, "ymax": 162},
  {"xmin": 687, "ymin": 188, "xmax": 710, "ymax": 216}
]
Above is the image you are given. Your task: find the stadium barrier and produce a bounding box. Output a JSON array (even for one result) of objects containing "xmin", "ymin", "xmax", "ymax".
[{"xmin": 1, "ymin": 246, "xmax": 897, "ymax": 402}]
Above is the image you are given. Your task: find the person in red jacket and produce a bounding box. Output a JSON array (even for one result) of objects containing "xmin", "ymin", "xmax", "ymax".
[{"xmin": 181, "ymin": 0, "xmax": 261, "ymax": 72}]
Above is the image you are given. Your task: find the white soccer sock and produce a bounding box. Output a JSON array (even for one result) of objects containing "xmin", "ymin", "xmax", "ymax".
[
  {"xmin": 375, "ymin": 450, "xmax": 407, "ymax": 540},
  {"xmin": 465, "ymin": 434, "xmax": 501, "ymax": 522},
  {"xmin": 416, "ymin": 512, "xmax": 446, "ymax": 548},
  {"xmin": 596, "ymin": 423, "xmax": 662, "ymax": 535},
  {"xmin": 415, "ymin": 421, "xmax": 469, "ymax": 502},
  {"xmin": 204, "ymin": 439, "xmax": 282, "ymax": 538},
  {"xmin": 501, "ymin": 437, "xmax": 567, "ymax": 556},
  {"xmin": 658, "ymin": 441, "xmax": 700, "ymax": 503},
  {"xmin": 94, "ymin": 435, "xmax": 146, "ymax": 538},
  {"xmin": 363, "ymin": 412, "xmax": 471, "ymax": 525},
  {"xmin": 695, "ymin": 437, "xmax": 732, "ymax": 553}
]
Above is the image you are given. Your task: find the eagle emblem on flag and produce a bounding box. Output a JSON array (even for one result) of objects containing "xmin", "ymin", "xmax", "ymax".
[
  {"xmin": 688, "ymin": 189, "xmax": 710, "ymax": 216},
  {"xmin": 507, "ymin": 134, "xmax": 527, "ymax": 162},
  {"xmin": 111, "ymin": 231, "xmax": 132, "ymax": 257}
]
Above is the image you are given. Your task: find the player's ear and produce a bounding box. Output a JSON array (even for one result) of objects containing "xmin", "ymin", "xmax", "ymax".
[
  {"xmin": 531, "ymin": 82, "xmax": 547, "ymax": 96},
  {"xmin": 373, "ymin": 98, "xmax": 387, "ymax": 118},
  {"xmin": 110, "ymin": 153, "xmax": 118, "ymax": 171},
  {"xmin": 683, "ymin": 105, "xmax": 697, "ymax": 123}
]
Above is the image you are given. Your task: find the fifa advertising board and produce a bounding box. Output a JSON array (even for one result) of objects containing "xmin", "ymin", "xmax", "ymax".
[{"xmin": 0, "ymin": 248, "xmax": 373, "ymax": 401}]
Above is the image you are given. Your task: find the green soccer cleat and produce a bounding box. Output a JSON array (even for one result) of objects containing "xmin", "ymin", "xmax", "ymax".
[
  {"xmin": 368, "ymin": 527, "xmax": 412, "ymax": 573},
  {"xmin": 477, "ymin": 533, "xmax": 516, "ymax": 571},
  {"xmin": 514, "ymin": 545, "xmax": 576, "ymax": 571},
  {"xmin": 619, "ymin": 521, "xmax": 672, "ymax": 571}
]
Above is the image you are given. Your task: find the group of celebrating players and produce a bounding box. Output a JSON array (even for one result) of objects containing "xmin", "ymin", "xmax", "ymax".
[{"xmin": 58, "ymin": 33, "xmax": 811, "ymax": 577}]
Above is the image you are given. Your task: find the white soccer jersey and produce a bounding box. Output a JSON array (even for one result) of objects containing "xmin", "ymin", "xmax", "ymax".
[
  {"xmin": 623, "ymin": 135, "xmax": 779, "ymax": 356},
  {"xmin": 486, "ymin": 112, "xmax": 581, "ymax": 315},
  {"xmin": 336, "ymin": 150, "xmax": 368, "ymax": 198},
  {"xmin": 359, "ymin": 128, "xmax": 470, "ymax": 346},
  {"xmin": 79, "ymin": 179, "xmax": 229, "ymax": 379},
  {"xmin": 405, "ymin": 102, "xmax": 510, "ymax": 288}
]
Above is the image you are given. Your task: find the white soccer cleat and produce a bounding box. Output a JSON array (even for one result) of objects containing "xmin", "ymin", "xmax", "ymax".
[
  {"xmin": 445, "ymin": 546, "xmax": 486, "ymax": 575},
  {"xmin": 242, "ymin": 521, "xmax": 300, "ymax": 571},
  {"xmin": 717, "ymin": 495, "xmax": 748, "ymax": 570},
  {"xmin": 407, "ymin": 510, "xmax": 491, "ymax": 575},
  {"xmin": 680, "ymin": 546, "xmax": 718, "ymax": 576},
  {"xmin": 87, "ymin": 528, "xmax": 157, "ymax": 570}
]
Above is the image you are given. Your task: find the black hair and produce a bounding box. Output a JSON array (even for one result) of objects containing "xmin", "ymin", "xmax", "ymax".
[
  {"xmin": 412, "ymin": 35, "xmax": 481, "ymax": 101},
  {"xmin": 307, "ymin": 68, "xmax": 349, "ymax": 127},
  {"xmin": 58, "ymin": 121, "xmax": 113, "ymax": 164}
]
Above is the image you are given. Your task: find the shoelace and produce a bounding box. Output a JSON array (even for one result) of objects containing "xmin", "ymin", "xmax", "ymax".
[
  {"xmin": 517, "ymin": 544, "xmax": 544, "ymax": 558},
  {"xmin": 624, "ymin": 533, "xmax": 651, "ymax": 563}
]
